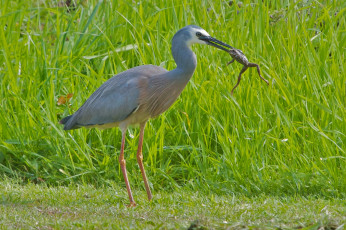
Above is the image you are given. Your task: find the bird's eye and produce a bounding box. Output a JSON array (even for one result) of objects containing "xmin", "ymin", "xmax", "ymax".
[{"xmin": 196, "ymin": 32, "xmax": 202, "ymax": 37}]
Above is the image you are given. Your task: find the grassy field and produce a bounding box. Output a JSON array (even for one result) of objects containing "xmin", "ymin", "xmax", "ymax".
[
  {"xmin": 1, "ymin": 178, "xmax": 345, "ymax": 229},
  {"xmin": 0, "ymin": 0, "xmax": 345, "ymax": 228}
]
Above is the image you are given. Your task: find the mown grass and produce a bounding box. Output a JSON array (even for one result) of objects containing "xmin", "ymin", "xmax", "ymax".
[
  {"xmin": 1, "ymin": 179, "xmax": 345, "ymax": 229},
  {"xmin": 0, "ymin": 0, "xmax": 345, "ymax": 218}
]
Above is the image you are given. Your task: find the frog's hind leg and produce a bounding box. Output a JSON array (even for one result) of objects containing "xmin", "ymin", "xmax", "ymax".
[
  {"xmin": 231, "ymin": 65, "xmax": 248, "ymax": 95},
  {"xmin": 248, "ymin": 63, "xmax": 269, "ymax": 85}
]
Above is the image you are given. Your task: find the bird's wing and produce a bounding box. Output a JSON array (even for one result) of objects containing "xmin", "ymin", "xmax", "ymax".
[{"xmin": 63, "ymin": 65, "xmax": 167, "ymax": 130}]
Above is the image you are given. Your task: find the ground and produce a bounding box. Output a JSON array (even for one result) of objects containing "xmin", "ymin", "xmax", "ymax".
[{"xmin": 1, "ymin": 180, "xmax": 344, "ymax": 229}]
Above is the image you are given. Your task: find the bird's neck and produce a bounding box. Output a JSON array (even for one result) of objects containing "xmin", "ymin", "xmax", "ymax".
[{"xmin": 171, "ymin": 40, "xmax": 197, "ymax": 80}]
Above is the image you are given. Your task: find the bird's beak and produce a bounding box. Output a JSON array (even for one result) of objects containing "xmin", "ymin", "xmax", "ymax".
[{"xmin": 199, "ymin": 36, "xmax": 233, "ymax": 52}]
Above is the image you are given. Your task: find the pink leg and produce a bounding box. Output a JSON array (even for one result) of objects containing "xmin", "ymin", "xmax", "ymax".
[
  {"xmin": 119, "ymin": 130, "xmax": 136, "ymax": 207},
  {"xmin": 136, "ymin": 122, "xmax": 152, "ymax": 201}
]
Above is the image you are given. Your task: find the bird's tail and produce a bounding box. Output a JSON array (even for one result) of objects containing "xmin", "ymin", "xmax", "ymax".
[
  {"xmin": 59, "ymin": 115, "xmax": 81, "ymax": 130},
  {"xmin": 59, "ymin": 115, "xmax": 72, "ymax": 125}
]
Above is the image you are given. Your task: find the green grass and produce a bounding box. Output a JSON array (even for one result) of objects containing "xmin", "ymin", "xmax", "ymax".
[
  {"xmin": 0, "ymin": 0, "xmax": 345, "ymax": 227},
  {"xmin": 1, "ymin": 179, "xmax": 345, "ymax": 229}
]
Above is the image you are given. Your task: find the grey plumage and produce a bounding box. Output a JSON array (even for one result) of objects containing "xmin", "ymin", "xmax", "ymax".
[
  {"xmin": 61, "ymin": 65, "xmax": 167, "ymax": 130},
  {"xmin": 60, "ymin": 25, "xmax": 232, "ymax": 206}
]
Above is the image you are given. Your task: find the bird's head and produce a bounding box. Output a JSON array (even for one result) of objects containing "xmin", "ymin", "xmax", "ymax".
[{"xmin": 174, "ymin": 25, "xmax": 233, "ymax": 51}]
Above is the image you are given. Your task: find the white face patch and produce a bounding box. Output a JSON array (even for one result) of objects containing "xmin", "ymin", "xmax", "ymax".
[{"xmin": 186, "ymin": 28, "xmax": 211, "ymax": 46}]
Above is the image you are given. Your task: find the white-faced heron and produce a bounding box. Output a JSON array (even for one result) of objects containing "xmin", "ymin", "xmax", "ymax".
[{"xmin": 60, "ymin": 25, "xmax": 232, "ymax": 206}]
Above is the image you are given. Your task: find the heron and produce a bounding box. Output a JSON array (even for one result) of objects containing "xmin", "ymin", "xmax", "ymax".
[{"xmin": 60, "ymin": 25, "xmax": 233, "ymax": 207}]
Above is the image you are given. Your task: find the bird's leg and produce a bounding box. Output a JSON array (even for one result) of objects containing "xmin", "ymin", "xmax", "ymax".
[
  {"xmin": 248, "ymin": 63, "xmax": 269, "ymax": 85},
  {"xmin": 136, "ymin": 122, "xmax": 152, "ymax": 201},
  {"xmin": 119, "ymin": 130, "xmax": 136, "ymax": 207},
  {"xmin": 231, "ymin": 65, "xmax": 248, "ymax": 95},
  {"xmin": 227, "ymin": 59, "xmax": 235, "ymax": 65}
]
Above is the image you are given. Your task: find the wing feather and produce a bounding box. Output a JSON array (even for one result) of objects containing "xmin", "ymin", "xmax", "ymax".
[{"xmin": 62, "ymin": 65, "xmax": 167, "ymax": 130}]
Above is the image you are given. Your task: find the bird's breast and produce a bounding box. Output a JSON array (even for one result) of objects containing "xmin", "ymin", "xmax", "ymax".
[{"xmin": 138, "ymin": 76, "xmax": 188, "ymax": 118}]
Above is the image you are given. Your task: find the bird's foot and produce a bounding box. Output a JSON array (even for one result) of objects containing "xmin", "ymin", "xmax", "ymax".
[{"xmin": 127, "ymin": 202, "xmax": 137, "ymax": 208}]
